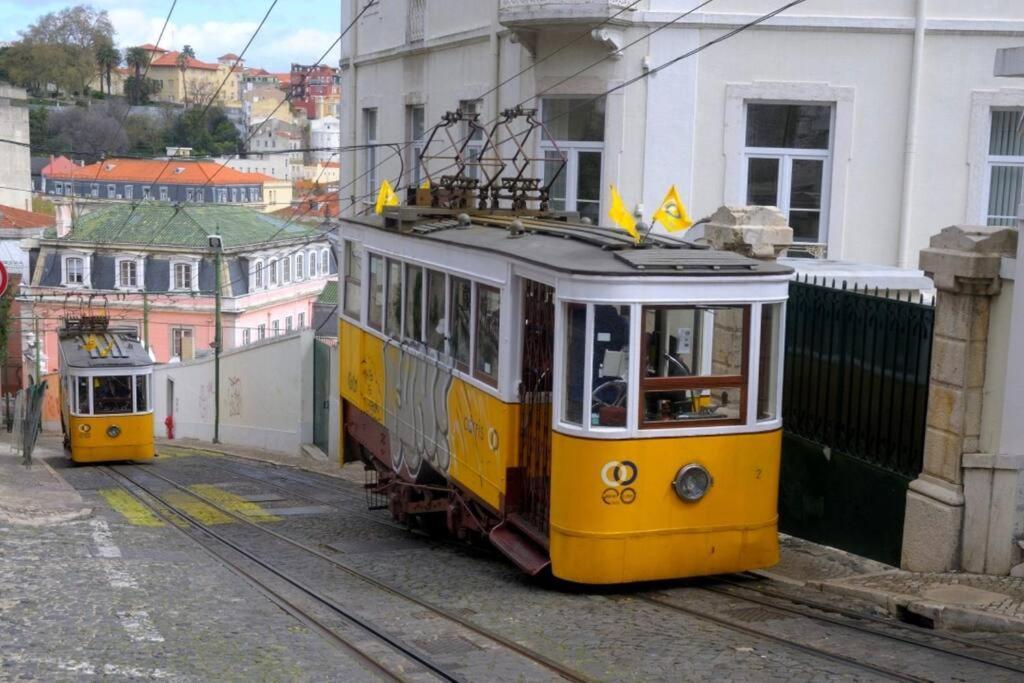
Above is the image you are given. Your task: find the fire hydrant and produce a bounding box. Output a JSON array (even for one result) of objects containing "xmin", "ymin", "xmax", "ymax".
[{"xmin": 164, "ymin": 414, "xmax": 175, "ymax": 439}]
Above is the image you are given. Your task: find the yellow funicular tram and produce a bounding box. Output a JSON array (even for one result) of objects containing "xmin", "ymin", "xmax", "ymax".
[
  {"xmin": 59, "ymin": 316, "xmax": 155, "ymax": 463},
  {"xmin": 338, "ymin": 109, "xmax": 791, "ymax": 584}
]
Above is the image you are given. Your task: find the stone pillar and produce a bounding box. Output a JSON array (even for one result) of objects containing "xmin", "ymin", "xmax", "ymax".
[
  {"xmin": 901, "ymin": 225, "xmax": 1017, "ymax": 572},
  {"xmin": 703, "ymin": 206, "xmax": 793, "ymax": 260}
]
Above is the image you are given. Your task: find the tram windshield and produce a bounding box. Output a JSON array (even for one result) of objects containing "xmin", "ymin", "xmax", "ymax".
[{"xmin": 74, "ymin": 373, "xmax": 151, "ymax": 415}]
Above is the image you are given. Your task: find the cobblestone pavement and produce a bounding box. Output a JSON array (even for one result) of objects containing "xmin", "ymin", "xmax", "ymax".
[{"xmin": 3, "ymin": 450, "xmax": 1023, "ymax": 681}]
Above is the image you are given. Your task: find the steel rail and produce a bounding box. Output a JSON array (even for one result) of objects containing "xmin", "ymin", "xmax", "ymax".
[
  {"xmin": 97, "ymin": 467, "xmax": 409, "ymax": 682},
  {"xmin": 635, "ymin": 595, "xmax": 929, "ymax": 683},
  {"xmin": 101, "ymin": 466, "xmax": 460, "ymax": 682},
  {"xmin": 126, "ymin": 463, "xmax": 592, "ymax": 683},
  {"xmin": 717, "ymin": 578, "xmax": 1024, "ymax": 671}
]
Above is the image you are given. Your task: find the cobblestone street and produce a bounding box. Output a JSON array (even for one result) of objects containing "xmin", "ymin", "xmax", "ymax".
[{"xmin": 3, "ymin": 449, "xmax": 1024, "ymax": 681}]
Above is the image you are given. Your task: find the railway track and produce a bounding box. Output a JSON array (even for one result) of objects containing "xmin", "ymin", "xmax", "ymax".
[{"xmin": 102, "ymin": 464, "xmax": 590, "ymax": 683}]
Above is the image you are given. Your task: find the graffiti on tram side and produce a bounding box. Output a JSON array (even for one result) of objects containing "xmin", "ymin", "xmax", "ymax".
[{"xmin": 383, "ymin": 344, "xmax": 454, "ymax": 477}]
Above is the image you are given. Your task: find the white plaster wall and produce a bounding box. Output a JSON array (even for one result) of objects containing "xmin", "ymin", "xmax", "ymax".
[
  {"xmin": 153, "ymin": 329, "xmax": 315, "ymax": 455},
  {"xmin": 0, "ymin": 84, "xmax": 32, "ymax": 211}
]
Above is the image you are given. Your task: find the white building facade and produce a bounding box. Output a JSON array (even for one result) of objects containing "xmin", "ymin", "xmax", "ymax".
[
  {"xmin": 0, "ymin": 84, "xmax": 32, "ymax": 211},
  {"xmin": 309, "ymin": 116, "xmax": 341, "ymax": 164},
  {"xmin": 339, "ymin": 0, "xmax": 1024, "ymax": 266}
]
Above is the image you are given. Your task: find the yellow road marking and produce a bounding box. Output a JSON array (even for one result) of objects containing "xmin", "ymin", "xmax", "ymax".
[
  {"xmin": 189, "ymin": 484, "xmax": 281, "ymax": 523},
  {"xmin": 163, "ymin": 490, "xmax": 235, "ymax": 525},
  {"xmin": 100, "ymin": 489, "xmax": 166, "ymax": 527}
]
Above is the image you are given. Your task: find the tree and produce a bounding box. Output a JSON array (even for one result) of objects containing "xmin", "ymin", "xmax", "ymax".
[
  {"xmin": 95, "ymin": 40, "xmax": 120, "ymax": 95},
  {"xmin": 29, "ymin": 108, "xmax": 49, "ymax": 151},
  {"xmin": 46, "ymin": 101, "xmax": 129, "ymax": 161},
  {"xmin": 124, "ymin": 46, "xmax": 153, "ymax": 105},
  {"xmin": 164, "ymin": 106, "xmax": 241, "ymax": 157},
  {"xmin": 177, "ymin": 45, "xmax": 196, "ymax": 107}
]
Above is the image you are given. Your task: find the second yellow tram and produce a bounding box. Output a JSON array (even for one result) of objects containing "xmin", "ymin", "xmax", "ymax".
[
  {"xmin": 337, "ymin": 207, "xmax": 791, "ymax": 584},
  {"xmin": 59, "ymin": 317, "xmax": 155, "ymax": 463}
]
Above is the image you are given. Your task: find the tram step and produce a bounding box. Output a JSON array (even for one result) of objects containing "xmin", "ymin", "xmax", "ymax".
[{"xmin": 489, "ymin": 520, "xmax": 551, "ymax": 576}]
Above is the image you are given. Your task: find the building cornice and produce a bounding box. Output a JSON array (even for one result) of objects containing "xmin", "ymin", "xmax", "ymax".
[{"xmin": 342, "ymin": 26, "xmax": 495, "ymax": 68}]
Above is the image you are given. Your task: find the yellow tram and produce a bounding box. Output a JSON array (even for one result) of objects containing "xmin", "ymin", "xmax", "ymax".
[
  {"xmin": 337, "ymin": 204, "xmax": 791, "ymax": 585},
  {"xmin": 59, "ymin": 316, "xmax": 155, "ymax": 463}
]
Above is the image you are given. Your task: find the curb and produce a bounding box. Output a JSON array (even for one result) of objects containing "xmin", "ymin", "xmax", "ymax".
[
  {"xmin": 0, "ymin": 453, "xmax": 93, "ymax": 526},
  {"xmin": 813, "ymin": 577, "xmax": 1024, "ymax": 633}
]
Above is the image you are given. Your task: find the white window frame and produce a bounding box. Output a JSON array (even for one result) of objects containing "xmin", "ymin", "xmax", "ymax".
[
  {"xmin": 90, "ymin": 183, "xmax": 99, "ymax": 198},
  {"xmin": 364, "ymin": 107, "xmax": 378, "ymax": 196},
  {"xmin": 298, "ymin": 311, "xmax": 305, "ymax": 329},
  {"xmin": 966, "ymin": 89, "xmax": 1024, "ymax": 224},
  {"xmin": 269, "ymin": 258, "xmax": 279, "ymax": 286},
  {"xmin": 320, "ymin": 248, "xmax": 329, "ymax": 275},
  {"xmin": 170, "ymin": 258, "xmax": 200, "ymax": 292},
  {"xmin": 408, "ymin": 104, "xmax": 426, "ymax": 188},
  {"xmin": 107, "ymin": 183, "xmax": 116, "ymax": 198},
  {"xmin": 142, "ymin": 185, "xmax": 151, "ymax": 199},
  {"xmin": 115, "ymin": 255, "xmax": 144, "ymax": 291},
  {"xmin": 308, "ymin": 249, "xmax": 318, "ymax": 278},
  {"xmin": 538, "ymin": 97, "xmax": 605, "ymax": 222},
  {"xmin": 242, "ymin": 328, "xmax": 251, "ymax": 345},
  {"xmin": 295, "ymin": 253, "xmax": 304, "ymax": 281},
  {"xmin": 253, "ymin": 259, "xmax": 265, "ymax": 289},
  {"xmin": 724, "ymin": 82, "xmax": 854, "ymax": 259},
  {"xmin": 170, "ymin": 326, "xmax": 194, "ymax": 360},
  {"xmin": 159, "ymin": 186, "xmax": 169, "ymax": 201},
  {"xmin": 124, "ymin": 185, "xmax": 133, "ymax": 200},
  {"xmin": 282, "ymin": 255, "xmax": 292, "ymax": 284},
  {"xmin": 61, "ymin": 252, "xmax": 91, "ymax": 288},
  {"xmin": 285, "ymin": 315, "xmax": 293, "ymax": 332}
]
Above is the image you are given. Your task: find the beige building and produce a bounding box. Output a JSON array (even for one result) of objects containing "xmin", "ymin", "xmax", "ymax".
[{"xmin": 146, "ymin": 48, "xmax": 243, "ymax": 108}]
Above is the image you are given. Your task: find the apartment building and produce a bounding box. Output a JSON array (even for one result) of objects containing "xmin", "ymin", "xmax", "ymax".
[
  {"xmin": 339, "ymin": 0, "xmax": 1024, "ymax": 265},
  {"xmin": 19, "ymin": 203, "xmax": 335, "ymax": 376}
]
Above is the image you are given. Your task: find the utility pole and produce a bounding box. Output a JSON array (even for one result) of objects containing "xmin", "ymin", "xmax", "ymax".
[
  {"xmin": 142, "ymin": 291, "xmax": 150, "ymax": 351},
  {"xmin": 209, "ymin": 234, "xmax": 223, "ymax": 444}
]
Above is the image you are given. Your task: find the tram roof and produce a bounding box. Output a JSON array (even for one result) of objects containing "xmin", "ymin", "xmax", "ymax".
[
  {"xmin": 344, "ymin": 209, "xmax": 793, "ymax": 278},
  {"xmin": 59, "ymin": 329, "xmax": 152, "ymax": 369}
]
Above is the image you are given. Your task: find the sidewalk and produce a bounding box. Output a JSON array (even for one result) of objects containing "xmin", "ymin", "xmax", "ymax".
[
  {"xmin": 160, "ymin": 437, "xmax": 1024, "ymax": 633},
  {"xmin": 0, "ymin": 432, "xmax": 92, "ymax": 526}
]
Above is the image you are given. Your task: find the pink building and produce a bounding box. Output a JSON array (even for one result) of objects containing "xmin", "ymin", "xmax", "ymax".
[{"xmin": 20, "ymin": 203, "xmax": 334, "ymax": 378}]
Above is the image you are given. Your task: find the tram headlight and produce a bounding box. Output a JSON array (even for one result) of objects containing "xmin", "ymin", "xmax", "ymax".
[
  {"xmin": 673, "ymin": 463, "xmax": 712, "ymax": 502},
  {"xmin": 106, "ymin": 425, "xmax": 121, "ymax": 438}
]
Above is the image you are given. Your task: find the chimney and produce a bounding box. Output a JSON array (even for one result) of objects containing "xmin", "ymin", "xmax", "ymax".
[{"xmin": 56, "ymin": 203, "xmax": 73, "ymax": 238}]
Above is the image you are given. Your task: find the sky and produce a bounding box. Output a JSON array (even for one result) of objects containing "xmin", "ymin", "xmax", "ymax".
[{"xmin": 0, "ymin": 0, "xmax": 342, "ymax": 72}]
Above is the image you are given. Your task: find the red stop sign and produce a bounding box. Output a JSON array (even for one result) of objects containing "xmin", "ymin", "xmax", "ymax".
[{"xmin": 0, "ymin": 260, "xmax": 7, "ymax": 297}]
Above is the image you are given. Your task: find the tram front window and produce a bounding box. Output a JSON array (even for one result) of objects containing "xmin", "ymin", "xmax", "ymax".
[
  {"xmin": 640, "ymin": 305, "xmax": 747, "ymax": 426},
  {"xmin": 135, "ymin": 374, "xmax": 149, "ymax": 412},
  {"xmin": 76, "ymin": 376, "xmax": 90, "ymax": 414},
  {"xmin": 93, "ymin": 376, "xmax": 133, "ymax": 414},
  {"xmin": 591, "ymin": 305, "xmax": 630, "ymax": 428}
]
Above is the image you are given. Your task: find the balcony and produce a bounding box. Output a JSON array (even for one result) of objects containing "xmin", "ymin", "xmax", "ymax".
[{"xmin": 499, "ymin": 0, "xmax": 638, "ymax": 28}]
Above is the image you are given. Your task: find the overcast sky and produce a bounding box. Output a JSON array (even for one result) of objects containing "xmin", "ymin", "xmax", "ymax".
[{"xmin": 0, "ymin": 0, "xmax": 342, "ymax": 72}]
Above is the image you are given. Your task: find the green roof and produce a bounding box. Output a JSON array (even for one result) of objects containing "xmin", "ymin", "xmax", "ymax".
[
  {"xmin": 56, "ymin": 203, "xmax": 320, "ymax": 249},
  {"xmin": 316, "ymin": 280, "xmax": 338, "ymax": 305}
]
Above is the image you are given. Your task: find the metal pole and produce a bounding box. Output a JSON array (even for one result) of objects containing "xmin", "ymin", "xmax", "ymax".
[
  {"xmin": 33, "ymin": 311, "xmax": 40, "ymax": 383},
  {"xmin": 213, "ymin": 240, "xmax": 222, "ymax": 444},
  {"xmin": 143, "ymin": 291, "xmax": 150, "ymax": 350}
]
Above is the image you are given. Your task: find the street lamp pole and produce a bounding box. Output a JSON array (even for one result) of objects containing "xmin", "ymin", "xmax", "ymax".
[{"xmin": 210, "ymin": 234, "xmax": 223, "ymax": 444}]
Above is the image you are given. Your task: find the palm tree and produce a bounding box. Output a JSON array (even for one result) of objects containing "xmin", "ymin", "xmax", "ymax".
[
  {"xmin": 177, "ymin": 45, "xmax": 196, "ymax": 107},
  {"xmin": 95, "ymin": 43, "xmax": 121, "ymax": 96},
  {"xmin": 125, "ymin": 46, "xmax": 150, "ymax": 104}
]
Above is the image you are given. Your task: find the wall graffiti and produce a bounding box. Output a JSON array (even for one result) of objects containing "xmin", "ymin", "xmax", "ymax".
[
  {"xmin": 227, "ymin": 376, "xmax": 242, "ymax": 417},
  {"xmin": 197, "ymin": 381, "xmax": 213, "ymax": 420}
]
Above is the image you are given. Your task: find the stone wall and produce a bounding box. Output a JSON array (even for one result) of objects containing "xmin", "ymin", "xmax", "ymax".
[{"xmin": 0, "ymin": 84, "xmax": 31, "ymax": 211}]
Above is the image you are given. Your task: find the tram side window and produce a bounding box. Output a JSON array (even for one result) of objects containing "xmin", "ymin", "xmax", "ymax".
[
  {"xmin": 76, "ymin": 376, "xmax": 90, "ymax": 414},
  {"xmin": 592, "ymin": 305, "xmax": 631, "ymax": 428},
  {"xmin": 640, "ymin": 305, "xmax": 748, "ymax": 427},
  {"xmin": 342, "ymin": 241, "xmax": 362, "ymax": 319},
  {"xmin": 426, "ymin": 269, "xmax": 446, "ymax": 353},
  {"xmin": 367, "ymin": 253, "xmax": 384, "ymax": 331},
  {"xmin": 563, "ymin": 303, "xmax": 586, "ymax": 425},
  {"xmin": 135, "ymin": 374, "xmax": 149, "ymax": 413},
  {"xmin": 450, "ymin": 277, "xmax": 471, "ymax": 371},
  {"xmin": 404, "ymin": 264, "xmax": 423, "ymax": 342},
  {"xmin": 385, "ymin": 259, "xmax": 403, "ymax": 338},
  {"xmin": 757, "ymin": 303, "xmax": 782, "ymax": 420},
  {"xmin": 93, "ymin": 376, "xmax": 133, "ymax": 415},
  {"xmin": 474, "ymin": 284, "xmax": 500, "ymax": 386}
]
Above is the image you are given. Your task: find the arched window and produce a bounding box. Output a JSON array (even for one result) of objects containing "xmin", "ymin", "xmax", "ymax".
[
  {"xmin": 308, "ymin": 250, "xmax": 318, "ymax": 277},
  {"xmin": 295, "ymin": 253, "xmax": 304, "ymax": 281},
  {"xmin": 320, "ymin": 248, "xmax": 329, "ymax": 275},
  {"xmin": 254, "ymin": 260, "xmax": 264, "ymax": 289},
  {"xmin": 269, "ymin": 258, "xmax": 278, "ymax": 286}
]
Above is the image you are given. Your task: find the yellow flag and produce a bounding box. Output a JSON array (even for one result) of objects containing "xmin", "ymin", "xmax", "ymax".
[
  {"xmin": 608, "ymin": 185, "xmax": 639, "ymax": 242},
  {"xmin": 374, "ymin": 179, "xmax": 400, "ymax": 214},
  {"xmin": 652, "ymin": 184, "xmax": 693, "ymax": 232},
  {"xmin": 419, "ymin": 178, "xmax": 430, "ymax": 190}
]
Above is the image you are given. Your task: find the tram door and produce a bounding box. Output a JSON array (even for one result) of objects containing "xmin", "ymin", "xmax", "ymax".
[{"xmin": 517, "ymin": 280, "xmax": 555, "ymax": 534}]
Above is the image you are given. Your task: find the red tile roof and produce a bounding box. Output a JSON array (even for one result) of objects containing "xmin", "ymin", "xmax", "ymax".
[
  {"xmin": 219, "ymin": 53, "xmax": 241, "ymax": 61},
  {"xmin": 137, "ymin": 43, "xmax": 168, "ymax": 53},
  {"xmin": 150, "ymin": 51, "xmax": 220, "ymax": 71},
  {"xmin": 40, "ymin": 156, "xmax": 78, "ymax": 177},
  {"xmin": 46, "ymin": 158, "xmax": 275, "ymax": 186},
  {"xmin": 0, "ymin": 204, "xmax": 55, "ymax": 229}
]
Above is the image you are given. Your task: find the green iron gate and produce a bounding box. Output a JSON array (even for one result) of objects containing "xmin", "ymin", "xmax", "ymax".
[
  {"xmin": 312, "ymin": 338, "xmax": 332, "ymax": 454},
  {"xmin": 780, "ymin": 277, "xmax": 934, "ymax": 566}
]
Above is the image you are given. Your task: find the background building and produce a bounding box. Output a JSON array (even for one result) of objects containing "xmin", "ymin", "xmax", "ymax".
[
  {"xmin": 19, "ymin": 203, "xmax": 335, "ymax": 377},
  {"xmin": 308, "ymin": 115, "xmax": 340, "ymax": 164},
  {"xmin": 289, "ymin": 63, "xmax": 340, "ymax": 120},
  {"xmin": 339, "ymin": 0, "xmax": 1024, "ymax": 266}
]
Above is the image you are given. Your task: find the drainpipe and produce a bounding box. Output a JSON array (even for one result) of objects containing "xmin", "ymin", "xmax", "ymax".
[{"xmin": 896, "ymin": 0, "xmax": 927, "ymax": 268}]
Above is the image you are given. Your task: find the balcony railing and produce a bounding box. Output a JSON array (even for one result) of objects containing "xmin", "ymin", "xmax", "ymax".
[{"xmin": 499, "ymin": 0, "xmax": 638, "ymax": 29}]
